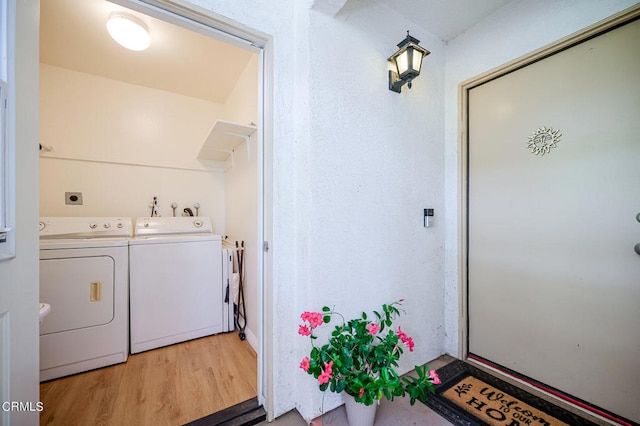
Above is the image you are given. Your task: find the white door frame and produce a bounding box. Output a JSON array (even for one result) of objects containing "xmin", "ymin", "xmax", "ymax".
[
  {"xmin": 458, "ymin": 4, "xmax": 640, "ymax": 421},
  {"xmin": 108, "ymin": 0, "xmax": 274, "ymax": 418}
]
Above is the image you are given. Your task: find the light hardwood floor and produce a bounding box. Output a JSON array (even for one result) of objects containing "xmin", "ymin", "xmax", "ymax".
[{"xmin": 40, "ymin": 332, "xmax": 257, "ymax": 426}]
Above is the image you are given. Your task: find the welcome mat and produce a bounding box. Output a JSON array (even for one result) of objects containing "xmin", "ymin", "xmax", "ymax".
[{"xmin": 422, "ymin": 360, "xmax": 600, "ymax": 426}]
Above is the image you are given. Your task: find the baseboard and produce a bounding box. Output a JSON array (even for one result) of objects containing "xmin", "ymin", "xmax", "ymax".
[{"xmin": 244, "ymin": 327, "xmax": 258, "ymax": 353}]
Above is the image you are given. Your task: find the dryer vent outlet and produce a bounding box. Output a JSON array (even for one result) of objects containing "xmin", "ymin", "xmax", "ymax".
[{"xmin": 65, "ymin": 192, "xmax": 83, "ymax": 205}]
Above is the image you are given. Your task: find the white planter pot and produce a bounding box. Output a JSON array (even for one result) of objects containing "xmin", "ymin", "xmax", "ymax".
[{"xmin": 343, "ymin": 393, "xmax": 377, "ymax": 426}]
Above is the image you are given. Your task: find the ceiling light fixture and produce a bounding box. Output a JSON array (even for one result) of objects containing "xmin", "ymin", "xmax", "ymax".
[
  {"xmin": 106, "ymin": 13, "xmax": 151, "ymax": 51},
  {"xmin": 388, "ymin": 31, "xmax": 429, "ymax": 93}
]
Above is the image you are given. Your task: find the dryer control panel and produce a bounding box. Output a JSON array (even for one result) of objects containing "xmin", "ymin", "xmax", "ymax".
[{"xmin": 39, "ymin": 217, "xmax": 133, "ymax": 239}]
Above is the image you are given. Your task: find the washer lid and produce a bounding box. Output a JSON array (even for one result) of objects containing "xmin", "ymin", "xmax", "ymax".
[{"xmin": 134, "ymin": 217, "xmax": 213, "ymax": 236}]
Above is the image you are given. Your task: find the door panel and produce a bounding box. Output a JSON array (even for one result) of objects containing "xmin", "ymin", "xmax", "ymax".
[
  {"xmin": 467, "ymin": 18, "xmax": 640, "ymax": 422},
  {"xmin": 40, "ymin": 256, "xmax": 115, "ymax": 334}
]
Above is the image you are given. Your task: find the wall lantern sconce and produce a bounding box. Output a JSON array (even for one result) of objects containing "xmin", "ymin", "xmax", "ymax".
[
  {"xmin": 107, "ymin": 12, "xmax": 151, "ymax": 51},
  {"xmin": 388, "ymin": 31, "xmax": 430, "ymax": 93}
]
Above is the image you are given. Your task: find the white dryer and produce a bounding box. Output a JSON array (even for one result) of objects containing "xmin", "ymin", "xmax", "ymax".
[
  {"xmin": 39, "ymin": 217, "xmax": 131, "ymax": 381},
  {"xmin": 129, "ymin": 217, "xmax": 225, "ymax": 354}
]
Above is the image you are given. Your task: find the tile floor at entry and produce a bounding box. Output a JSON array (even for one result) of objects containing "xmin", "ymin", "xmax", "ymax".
[{"xmin": 260, "ymin": 355, "xmax": 455, "ymax": 426}]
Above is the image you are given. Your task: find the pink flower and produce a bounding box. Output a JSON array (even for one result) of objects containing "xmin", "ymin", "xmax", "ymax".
[
  {"xmin": 324, "ymin": 360, "xmax": 333, "ymax": 374},
  {"xmin": 396, "ymin": 326, "xmax": 406, "ymax": 338},
  {"xmin": 318, "ymin": 372, "xmax": 330, "ymax": 385},
  {"xmin": 318, "ymin": 361, "xmax": 333, "ymax": 385},
  {"xmin": 300, "ymin": 311, "xmax": 324, "ymax": 329},
  {"xmin": 359, "ymin": 388, "xmax": 364, "ymax": 398},
  {"xmin": 396, "ymin": 326, "xmax": 415, "ymax": 352},
  {"xmin": 404, "ymin": 336, "xmax": 415, "ymax": 352},
  {"xmin": 298, "ymin": 324, "xmax": 311, "ymax": 336},
  {"xmin": 429, "ymin": 369, "xmax": 441, "ymax": 385},
  {"xmin": 367, "ymin": 323, "xmax": 380, "ymax": 335},
  {"xmin": 299, "ymin": 357, "xmax": 310, "ymax": 372},
  {"xmin": 310, "ymin": 313, "xmax": 324, "ymax": 328}
]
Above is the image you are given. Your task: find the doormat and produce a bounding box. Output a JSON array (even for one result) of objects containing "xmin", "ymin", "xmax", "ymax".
[{"xmin": 422, "ymin": 360, "xmax": 600, "ymax": 426}]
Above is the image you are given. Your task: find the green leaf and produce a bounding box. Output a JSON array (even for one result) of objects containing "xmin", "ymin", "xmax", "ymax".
[
  {"xmin": 383, "ymin": 389, "xmax": 392, "ymax": 400},
  {"xmin": 322, "ymin": 306, "xmax": 331, "ymax": 312},
  {"xmin": 382, "ymin": 367, "xmax": 389, "ymax": 381}
]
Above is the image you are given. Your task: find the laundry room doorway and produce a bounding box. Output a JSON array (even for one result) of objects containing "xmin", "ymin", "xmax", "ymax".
[{"xmin": 38, "ymin": 0, "xmax": 271, "ymax": 422}]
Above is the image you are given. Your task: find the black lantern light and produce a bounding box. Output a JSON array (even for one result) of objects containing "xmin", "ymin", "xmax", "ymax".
[{"xmin": 388, "ymin": 31, "xmax": 430, "ymax": 93}]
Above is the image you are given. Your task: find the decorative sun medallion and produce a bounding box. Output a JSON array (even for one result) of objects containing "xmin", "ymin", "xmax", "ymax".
[{"xmin": 527, "ymin": 126, "xmax": 561, "ymax": 155}]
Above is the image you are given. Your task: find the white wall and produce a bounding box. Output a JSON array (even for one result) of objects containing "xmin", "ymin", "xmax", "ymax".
[
  {"xmin": 442, "ymin": 0, "xmax": 640, "ymax": 356},
  {"xmin": 39, "ymin": 64, "xmax": 229, "ymax": 227},
  {"xmin": 40, "ymin": 65, "xmax": 223, "ymax": 171},
  {"xmin": 296, "ymin": 1, "xmax": 446, "ymax": 419},
  {"xmin": 224, "ymin": 54, "xmax": 259, "ymax": 349},
  {"xmin": 39, "ymin": 158, "xmax": 226, "ymax": 227},
  {"xmin": 223, "ymin": 54, "xmax": 259, "ymax": 125}
]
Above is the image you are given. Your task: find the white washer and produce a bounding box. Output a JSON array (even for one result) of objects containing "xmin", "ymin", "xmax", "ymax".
[
  {"xmin": 129, "ymin": 217, "xmax": 224, "ymax": 354},
  {"xmin": 39, "ymin": 217, "xmax": 131, "ymax": 382}
]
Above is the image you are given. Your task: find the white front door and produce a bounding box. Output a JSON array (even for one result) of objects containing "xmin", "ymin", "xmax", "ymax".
[{"xmin": 467, "ymin": 16, "xmax": 640, "ymax": 423}]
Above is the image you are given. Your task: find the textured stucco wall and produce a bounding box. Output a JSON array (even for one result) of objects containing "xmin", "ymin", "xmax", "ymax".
[
  {"xmin": 296, "ymin": 0, "xmax": 446, "ymax": 420},
  {"xmin": 442, "ymin": 0, "xmax": 640, "ymax": 356}
]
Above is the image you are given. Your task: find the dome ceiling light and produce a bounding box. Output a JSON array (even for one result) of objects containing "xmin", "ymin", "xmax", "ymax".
[{"xmin": 106, "ymin": 13, "xmax": 151, "ymax": 51}]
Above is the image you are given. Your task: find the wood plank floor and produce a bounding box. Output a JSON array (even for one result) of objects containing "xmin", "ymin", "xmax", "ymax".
[{"xmin": 40, "ymin": 332, "xmax": 257, "ymax": 426}]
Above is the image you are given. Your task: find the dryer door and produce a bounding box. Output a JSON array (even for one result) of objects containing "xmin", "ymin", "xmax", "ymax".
[{"xmin": 40, "ymin": 256, "xmax": 115, "ymax": 335}]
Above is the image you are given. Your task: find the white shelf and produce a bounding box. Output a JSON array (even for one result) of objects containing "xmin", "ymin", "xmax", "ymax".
[{"xmin": 198, "ymin": 120, "xmax": 257, "ymax": 169}]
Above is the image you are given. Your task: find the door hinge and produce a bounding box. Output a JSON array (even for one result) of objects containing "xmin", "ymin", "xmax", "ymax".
[{"xmin": 263, "ymin": 241, "xmax": 269, "ymax": 252}]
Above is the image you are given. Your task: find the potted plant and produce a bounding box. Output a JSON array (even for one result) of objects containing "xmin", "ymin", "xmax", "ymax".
[{"xmin": 298, "ymin": 300, "xmax": 440, "ymax": 425}]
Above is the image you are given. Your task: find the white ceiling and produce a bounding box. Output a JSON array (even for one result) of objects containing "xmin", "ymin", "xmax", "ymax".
[
  {"xmin": 40, "ymin": 0, "xmax": 511, "ymax": 103},
  {"xmin": 378, "ymin": 0, "xmax": 512, "ymax": 42},
  {"xmin": 40, "ymin": 0, "xmax": 255, "ymax": 104}
]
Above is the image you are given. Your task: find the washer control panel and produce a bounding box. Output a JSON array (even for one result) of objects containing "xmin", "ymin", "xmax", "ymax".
[
  {"xmin": 134, "ymin": 217, "xmax": 213, "ymax": 236},
  {"xmin": 39, "ymin": 217, "xmax": 133, "ymax": 239}
]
